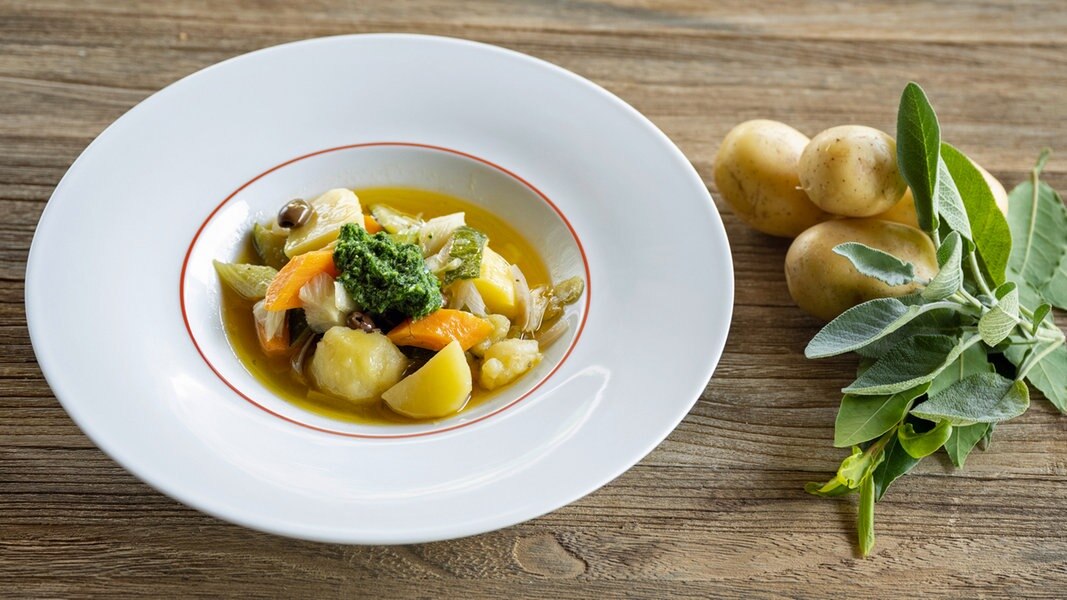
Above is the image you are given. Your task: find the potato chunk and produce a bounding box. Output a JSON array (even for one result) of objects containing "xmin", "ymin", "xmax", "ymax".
[
  {"xmin": 471, "ymin": 247, "xmax": 517, "ymax": 318},
  {"xmin": 284, "ymin": 189, "xmax": 363, "ymax": 257},
  {"xmin": 479, "ymin": 339, "xmax": 542, "ymax": 391},
  {"xmin": 382, "ymin": 340, "xmax": 472, "ymax": 418},
  {"xmin": 309, "ymin": 327, "xmax": 408, "ymax": 403}
]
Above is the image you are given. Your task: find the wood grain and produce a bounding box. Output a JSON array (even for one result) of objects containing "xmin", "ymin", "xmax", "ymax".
[{"xmin": 2, "ymin": 1, "xmax": 1066, "ymax": 597}]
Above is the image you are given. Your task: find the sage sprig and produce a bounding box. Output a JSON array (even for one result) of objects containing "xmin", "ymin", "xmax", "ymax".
[{"xmin": 806, "ymin": 82, "xmax": 1067, "ymax": 557}]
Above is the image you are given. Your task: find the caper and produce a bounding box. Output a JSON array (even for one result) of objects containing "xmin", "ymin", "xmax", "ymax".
[{"xmin": 277, "ymin": 198, "xmax": 312, "ymax": 229}]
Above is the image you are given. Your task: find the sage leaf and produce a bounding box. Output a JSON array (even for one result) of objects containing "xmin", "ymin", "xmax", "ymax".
[
  {"xmin": 858, "ymin": 476, "xmax": 876, "ymax": 557},
  {"xmin": 944, "ymin": 422, "xmax": 990, "ymax": 468},
  {"xmin": 1032, "ymin": 303, "xmax": 1052, "ymax": 335},
  {"xmin": 941, "ymin": 143, "xmax": 1012, "ymax": 285},
  {"xmin": 844, "ymin": 334, "xmax": 977, "ymax": 395},
  {"xmin": 923, "ymin": 231, "xmax": 964, "ymax": 300},
  {"xmin": 928, "ymin": 343, "xmax": 992, "ymax": 396},
  {"xmin": 834, "ymin": 383, "xmax": 929, "ymax": 448},
  {"xmin": 935, "ymin": 158, "xmax": 973, "ymax": 243},
  {"xmin": 833, "ymin": 242, "xmax": 916, "ymax": 287},
  {"xmin": 804, "ymin": 478, "xmax": 854, "ymax": 498},
  {"xmin": 1006, "ymin": 155, "xmax": 1067, "ymax": 311},
  {"xmin": 854, "ymin": 302, "xmax": 962, "ymax": 359},
  {"xmin": 898, "ymin": 420, "xmax": 953, "ymax": 459},
  {"xmin": 806, "ymin": 297, "xmax": 957, "ymax": 359},
  {"xmin": 911, "ymin": 373, "xmax": 1030, "ymax": 425},
  {"xmin": 977, "ymin": 283, "xmax": 1020, "ymax": 346},
  {"xmin": 837, "ymin": 445, "xmax": 885, "ymax": 489},
  {"xmin": 896, "ymin": 82, "xmax": 940, "ymax": 233},
  {"xmin": 1005, "ymin": 343, "xmax": 1067, "ymax": 412},
  {"xmin": 872, "ymin": 437, "xmax": 920, "ymax": 501}
]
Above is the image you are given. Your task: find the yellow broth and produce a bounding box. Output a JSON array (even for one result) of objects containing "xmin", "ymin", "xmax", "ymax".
[{"xmin": 219, "ymin": 187, "xmax": 551, "ymax": 425}]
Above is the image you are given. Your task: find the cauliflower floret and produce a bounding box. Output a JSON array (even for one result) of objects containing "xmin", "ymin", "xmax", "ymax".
[
  {"xmin": 479, "ymin": 339, "xmax": 542, "ymax": 391},
  {"xmin": 470, "ymin": 314, "xmax": 511, "ymax": 358}
]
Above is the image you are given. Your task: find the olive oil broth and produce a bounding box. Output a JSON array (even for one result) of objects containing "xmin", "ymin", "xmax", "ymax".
[{"xmin": 220, "ymin": 187, "xmax": 552, "ymax": 425}]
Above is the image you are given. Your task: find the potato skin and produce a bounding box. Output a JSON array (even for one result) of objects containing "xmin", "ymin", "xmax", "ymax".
[
  {"xmin": 877, "ymin": 160, "xmax": 1009, "ymax": 228},
  {"xmin": 799, "ymin": 126, "xmax": 906, "ymax": 217},
  {"xmin": 713, "ymin": 120, "xmax": 829, "ymax": 238},
  {"xmin": 785, "ymin": 218, "xmax": 938, "ymax": 321}
]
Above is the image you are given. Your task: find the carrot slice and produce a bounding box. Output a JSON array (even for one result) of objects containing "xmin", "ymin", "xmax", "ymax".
[
  {"xmin": 264, "ymin": 249, "xmax": 339, "ymax": 310},
  {"xmin": 387, "ymin": 309, "xmax": 493, "ymax": 351},
  {"xmin": 363, "ymin": 214, "xmax": 383, "ymax": 234}
]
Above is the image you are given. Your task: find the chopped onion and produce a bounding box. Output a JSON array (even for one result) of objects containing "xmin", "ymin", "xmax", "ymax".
[
  {"xmin": 252, "ymin": 299, "xmax": 286, "ymax": 341},
  {"xmin": 536, "ymin": 318, "xmax": 569, "ymax": 348},
  {"xmin": 299, "ymin": 273, "xmax": 346, "ymax": 333},
  {"xmin": 418, "ymin": 212, "xmax": 465, "ymax": 255},
  {"xmin": 289, "ymin": 331, "xmax": 318, "ymax": 384},
  {"xmin": 510, "ymin": 264, "xmax": 533, "ymax": 331},
  {"xmin": 448, "ymin": 280, "xmax": 487, "ymax": 317},
  {"xmin": 424, "ymin": 237, "xmax": 461, "ymax": 276},
  {"xmin": 526, "ymin": 285, "xmax": 550, "ymax": 333},
  {"xmin": 334, "ymin": 280, "xmax": 357, "ymax": 313}
]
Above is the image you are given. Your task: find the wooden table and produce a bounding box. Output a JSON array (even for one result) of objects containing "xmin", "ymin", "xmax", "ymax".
[{"xmin": 3, "ymin": 1, "xmax": 1065, "ymax": 597}]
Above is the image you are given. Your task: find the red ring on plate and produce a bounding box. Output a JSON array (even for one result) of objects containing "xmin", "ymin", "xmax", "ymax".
[{"xmin": 179, "ymin": 142, "xmax": 590, "ymax": 438}]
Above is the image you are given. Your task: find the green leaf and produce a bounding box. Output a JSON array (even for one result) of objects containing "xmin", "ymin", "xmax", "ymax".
[
  {"xmin": 1032, "ymin": 304, "xmax": 1052, "ymax": 335},
  {"xmin": 977, "ymin": 283, "xmax": 1019, "ymax": 346},
  {"xmin": 832, "ymin": 242, "xmax": 916, "ymax": 287},
  {"xmin": 928, "ymin": 343, "xmax": 992, "ymax": 396},
  {"xmin": 944, "ymin": 423, "xmax": 990, "ymax": 468},
  {"xmin": 935, "ymin": 158, "xmax": 973, "ymax": 243},
  {"xmin": 896, "ymin": 82, "xmax": 940, "ymax": 233},
  {"xmin": 923, "ymin": 231, "xmax": 964, "ymax": 301},
  {"xmin": 941, "ymin": 143, "xmax": 1012, "ymax": 285},
  {"xmin": 858, "ymin": 476, "xmax": 876, "ymax": 557},
  {"xmin": 911, "ymin": 372, "xmax": 1030, "ymax": 425},
  {"xmin": 834, "ymin": 383, "xmax": 929, "ymax": 447},
  {"xmin": 1006, "ymin": 155, "xmax": 1067, "ymax": 311},
  {"xmin": 844, "ymin": 334, "xmax": 978, "ymax": 395},
  {"xmin": 872, "ymin": 437, "xmax": 920, "ymax": 501},
  {"xmin": 805, "ymin": 478, "xmax": 854, "ymax": 498},
  {"xmin": 1006, "ymin": 343, "xmax": 1067, "ymax": 413},
  {"xmin": 806, "ymin": 298, "xmax": 958, "ymax": 359},
  {"xmin": 837, "ymin": 445, "xmax": 885, "ymax": 489},
  {"xmin": 854, "ymin": 301, "xmax": 962, "ymax": 359},
  {"xmin": 898, "ymin": 420, "xmax": 953, "ymax": 458}
]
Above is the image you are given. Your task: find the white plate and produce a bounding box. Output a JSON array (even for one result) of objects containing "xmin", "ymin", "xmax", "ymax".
[{"xmin": 26, "ymin": 34, "xmax": 733, "ymax": 544}]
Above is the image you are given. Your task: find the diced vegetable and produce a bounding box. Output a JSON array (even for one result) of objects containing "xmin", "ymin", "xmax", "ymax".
[
  {"xmin": 470, "ymin": 314, "xmax": 511, "ymax": 357},
  {"xmin": 213, "ymin": 261, "xmax": 278, "ymax": 301},
  {"xmin": 536, "ymin": 318, "xmax": 569, "ymax": 348},
  {"xmin": 333, "ymin": 224, "xmax": 443, "ymax": 319},
  {"xmin": 386, "ymin": 308, "xmax": 493, "ymax": 351},
  {"xmin": 382, "ymin": 340, "xmax": 472, "ymax": 418},
  {"xmin": 418, "ymin": 212, "xmax": 465, "ymax": 255},
  {"xmin": 525, "ymin": 285, "xmax": 550, "ymax": 333},
  {"xmin": 264, "ymin": 249, "xmax": 339, "ymax": 311},
  {"xmin": 471, "ymin": 247, "xmax": 517, "ymax": 318},
  {"xmin": 369, "ymin": 204, "xmax": 422, "ymax": 234},
  {"xmin": 441, "ymin": 226, "xmax": 487, "ymax": 284},
  {"xmin": 511, "ymin": 264, "xmax": 532, "ymax": 330},
  {"xmin": 479, "ymin": 339, "xmax": 542, "ymax": 391},
  {"xmin": 298, "ymin": 273, "xmax": 348, "ymax": 333},
  {"xmin": 363, "ymin": 214, "xmax": 383, "ymax": 234},
  {"xmin": 252, "ymin": 300, "xmax": 289, "ymax": 356},
  {"xmin": 448, "ymin": 280, "xmax": 488, "ymax": 316},
  {"xmin": 284, "ymin": 189, "xmax": 363, "ymax": 257},
  {"xmin": 252, "ymin": 222, "xmax": 289, "ymax": 269},
  {"xmin": 309, "ymin": 327, "xmax": 408, "ymax": 403},
  {"xmin": 554, "ymin": 276, "xmax": 585, "ymax": 305}
]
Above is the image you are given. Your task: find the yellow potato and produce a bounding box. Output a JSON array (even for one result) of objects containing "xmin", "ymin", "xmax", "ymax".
[
  {"xmin": 798, "ymin": 126, "xmax": 906, "ymax": 217},
  {"xmin": 382, "ymin": 340, "xmax": 472, "ymax": 418},
  {"xmin": 712, "ymin": 120, "xmax": 829, "ymax": 238},
  {"xmin": 471, "ymin": 247, "xmax": 517, "ymax": 318},
  {"xmin": 310, "ymin": 327, "xmax": 408, "ymax": 403},
  {"xmin": 877, "ymin": 160, "xmax": 1009, "ymax": 228},
  {"xmin": 785, "ymin": 218, "xmax": 938, "ymax": 321}
]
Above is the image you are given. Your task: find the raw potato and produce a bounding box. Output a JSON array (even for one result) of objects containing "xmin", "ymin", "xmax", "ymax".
[
  {"xmin": 785, "ymin": 218, "xmax": 938, "ymax": 321},
  {"xmin": 712, "ymin": 120, "xmax": 829, "ymax": 238},
  {"xmin": 798, "ymin": 126, "xmax": 906, "ymax": 217},
  {"xmin": 309, "ymin": 327, "xmax": 408, "ymax": 403},
  {"xmin": 479, "ymin": 339, "xmax": 542, "ymax": 391},
  {"xmin": 382, "ymin": 340, "xmax": 472, "ymax": 418},
  {"xmin": 877, "ymin": 160, "xmax": 1009, "ymax": 228},
  {"xmin": 284, "ymin": 188, "xmax": 363, "ymax": 257}
]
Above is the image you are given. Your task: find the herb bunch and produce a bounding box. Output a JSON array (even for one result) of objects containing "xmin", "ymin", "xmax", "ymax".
[{"xmin": 805, "ymin": 83, "xmax": 1067, "ymax": 556}]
